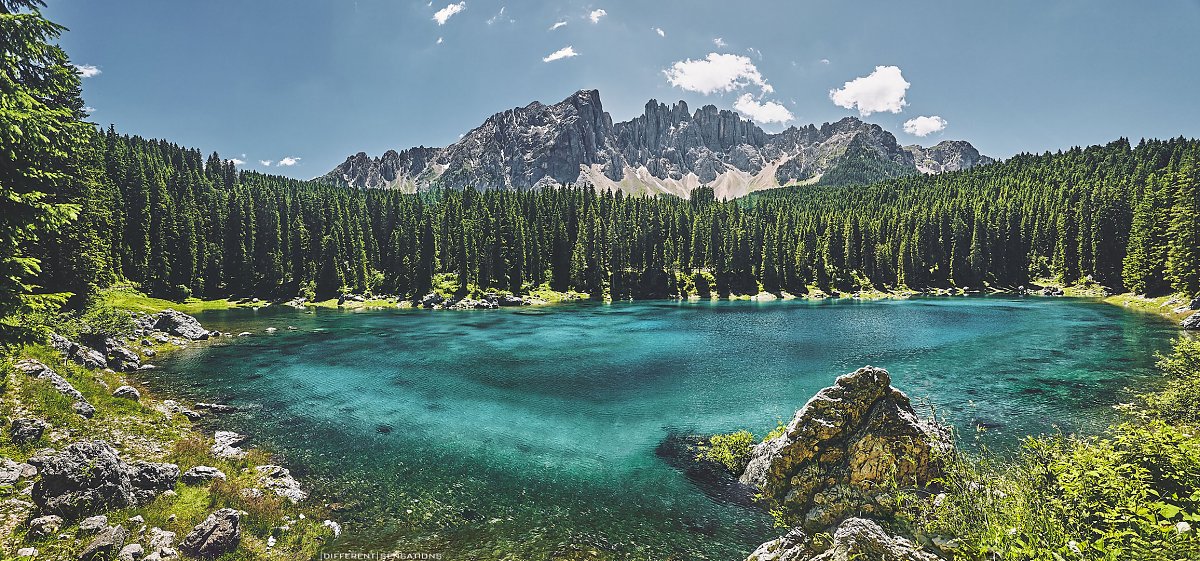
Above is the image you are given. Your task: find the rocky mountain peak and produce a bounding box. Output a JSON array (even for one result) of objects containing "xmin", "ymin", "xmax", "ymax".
[{"xmin": 323, "ymin": 89, "xmax": 993, "ymax": 197}]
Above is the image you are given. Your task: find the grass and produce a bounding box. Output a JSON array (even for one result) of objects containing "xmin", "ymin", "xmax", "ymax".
[
  {"xmin": 2, "ymin": 333, "xmax": 336, "ymax": 558},
  {"xmin": 99, "ymin": 286, "xmax": 269, "ymax": 314},
  {"xmin": 1104, "ymin": 292, "xmax": 1193, "ymax": 324}
]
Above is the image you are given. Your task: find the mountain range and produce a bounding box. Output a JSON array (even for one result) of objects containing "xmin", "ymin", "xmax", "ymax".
[{"xmin": 323, "ymin": 89, "xmax": 993, "ymax": 198}]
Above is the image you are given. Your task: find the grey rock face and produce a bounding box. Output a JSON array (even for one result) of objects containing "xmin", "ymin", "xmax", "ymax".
[
  {"xmin": 746, "ymin": 517, "xmax": 943, "ymax": 561},
  {"xmin": 740, "ymin": 366, "xmax": 948, "ymax": 532},
  {"xmin": 153, "ymin": 309, "xmax": 210, "ymax": 340},
  {"xmin": 128, "ymin": 461, "xmax": 180, "ymax": 503},
  {"xmin": 180, "ymin": 508, "xmax": 241, "ymax": 558},
  {"xmin": 78, "ymin": 514, "xmax": 109, "ymax": 534},
  {"xmin": 10, "ymin": 417, "xmax": 48, "ymax": 445},
  {"xmin": 49, "ymin": 333, "xmax": 108, "ymax": 370},
  {"xmin": 211, "ymin": 431, "xmax": 248, "ymax": 459},
  {"xmin": 79, "ymin": 524, "xmax": 128, "ymax": 561},
  {"xmin": 117, "ymin": 543, "xmax": 145, "ymax": 561},
  {"xmin": 99, "ymin": 338, "xmax": 141, "ymax": 372},
  {"xmin": 112, "ymin": 385, "xmax": 141, "ymax": 400},
  {"xmin": 905, "ymin": 140, "xmax": 995, "ymax": 174},
  {"xmin": 1182, "ymin": 311, "xmax": 1200, "ymax": 330},
  {"xmin": 181, "ymin": 466, "xmax": 227, "ymax": 485},
  {"xmin": 31, "ymin": 441, "xmax": 178, "ymax": 519},
  {"xmin": 32, "ymin": 441, "xmax": 134, "ymax": 518},
  {"xmin": 326, "ymin": 90, "xmax": 991, "ymax": 198},
  {"xmin": 0, "ymin": 458, "xmax": 36, "ymax": 485},
  {"xmin": 254, "ymin": 465, "xmax": 306, "ymax": 503}
]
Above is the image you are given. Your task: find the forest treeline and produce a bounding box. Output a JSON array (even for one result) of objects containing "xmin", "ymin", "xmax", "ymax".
[{"xmin": 29, "ymin": 128, "xmax": 1200, "ymax": 305}]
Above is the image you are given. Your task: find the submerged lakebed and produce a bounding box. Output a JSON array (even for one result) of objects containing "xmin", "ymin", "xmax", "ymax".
[{"xmin": 141, "ymin": 297, "xmax": 1176, "ymax": 560}]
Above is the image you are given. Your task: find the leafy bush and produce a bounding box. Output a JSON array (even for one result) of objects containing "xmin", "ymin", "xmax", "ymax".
[
  {"xmin": 897, "ymin": 337, "xmax": 1200, "ymax": 560},
  {"xmin": 698, "ymin": 430, "xmax": 756, "ymax": 473}
]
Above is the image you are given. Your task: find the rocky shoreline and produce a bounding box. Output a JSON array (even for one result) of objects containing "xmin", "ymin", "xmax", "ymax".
[{"xmin": 2, "ymin": 310, "xmax": 336, "ymax": 560}]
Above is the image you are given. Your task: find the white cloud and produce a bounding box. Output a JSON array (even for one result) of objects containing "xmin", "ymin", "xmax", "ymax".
[
  {"xmin": 74, "ymin": 64, "xmax": 101, "ymax": 78},
  {"xmin": 829, "ymin": 65, "xmax": 910, "ymax": 116},
  {"xmin": 230, "ymin": 158, "xmax": 246, "ymax": 166},
  {"xmin": 746, "ymin": 47, "xmax": 762, "ymax": 60},
  {"xmin": 655, "ymin": 27, "xmax": 665, "ymax": 37},
  {"xmin": 82, "ymin": 106, "xmax": 96, "ymax": 114},
  {"xmin": 543, "ymin": 46, "xmax": 578, "ymax": 62},
  {"xmin": 903, "ymin": 115, "xmax": 948, "ymax": 137},
  {"xmin": 549, "ymin": 20, "xmax": 567, "ymax": 30},
  {"xmin": 713, "ymin": 37, "xmax": 726, "ymax": 48},
  {"xmin": 277, "ymin": 157, "xmax": 301, "ymax": 167},
  {"xmin": 820, "ymin": 58, "xmax": 831, "ymax": 65},
  {"xmin": 589, "ymin": 9, "xmax": 606, "ymax": 23},
  {"xmin": 259, "ymin": 160, "xmax": 273, "ymax": 167},
  {"xmin": 433, "ymin": 2, "xmax": 465, "ymax": 25},
  {"xmin": 437, "ymin": 37, "xmax": 444, "ymax": 44},
  {"xmin": 664, "ymin": 52, "xmax": 772, "ymax": 95},
  {"xmin": 733, "ymin": 94, "xmax": 794, "ymax": 124},
  {"xmin": 486, "ymin": 6, "xmax": 504, "ymax": 24}
]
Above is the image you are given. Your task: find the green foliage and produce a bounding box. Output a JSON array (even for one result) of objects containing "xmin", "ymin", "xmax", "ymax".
[
  {"xmin": 898, "ymin": 338, "xmax": 1200, "ymax": 560},
  {"xmin": 0, "ymin": 0, "xmax": 87, "ymax": 345},
  {"xmin": 697, "ymin": 430, "xmax": 756, "ymax": 474}
]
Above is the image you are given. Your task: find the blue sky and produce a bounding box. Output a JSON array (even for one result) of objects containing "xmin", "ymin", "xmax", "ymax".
[{"xmin": 48, "ymin": 0, "xmax": 1200, "ymax": 179}]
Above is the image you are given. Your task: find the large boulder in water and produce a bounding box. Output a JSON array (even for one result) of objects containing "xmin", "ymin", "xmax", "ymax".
[
  {"xmin": 747, "ymin": 517, "xmax": 943, "ymax": 561},
  {"xmin": 153, "ymin": 309, "xmax": 210, "ymax": 340},
  {"xmin": 740, "ymin": 366, "xmax": 948, "ymax": 531}
]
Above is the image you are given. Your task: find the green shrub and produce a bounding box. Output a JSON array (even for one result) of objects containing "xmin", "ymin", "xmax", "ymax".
[{"xmin": 698, "ymin": 430, "xmax": 756, "ymax": 474}]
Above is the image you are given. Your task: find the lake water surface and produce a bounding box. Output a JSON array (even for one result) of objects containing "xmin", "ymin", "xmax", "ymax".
[{"xmin": 144, "ymin": 297, "xmax": 1177, "ymax": 560}]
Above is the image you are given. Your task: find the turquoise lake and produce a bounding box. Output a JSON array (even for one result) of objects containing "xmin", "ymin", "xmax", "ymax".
[{"xmin": 143, "ymin": 297, "xmax": 1177, "ymax": 560}]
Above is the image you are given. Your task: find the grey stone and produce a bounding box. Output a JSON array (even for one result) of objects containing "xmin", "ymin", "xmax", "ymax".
[
  {"xmin": 746, "ymin": 517, "xmax": 943, "ymax": 561},
  {"xmin": 32, "ymin": 441, "xmax": 135, "ymax": 518},
  {"xmin": 181, "ymin": 466, "xmax": 226, "ymax": 485},
  {"xmin": 28, "ymin": 514, "xmax": 63, "ymax": 538},
  {"xmin": 14, "ymin": 360, "xmax": 94, "ymax": 417},
  {"xmin": 49, "ymin": 333, "xmax": 108, "ymax": 370},
  {"xmin": 0, "ymin": 458, "xmax": 36, "ymax": 485},
  {"xmin": 10, "ymin": 418, "xmax": 48, "ymax": 445},
  {"xmin": 112, "ymin": 385, "xmax": 141, "ymax": 400},
  {"xmin": 255, "ymin": 465, "xmax": 306, "ymax": 503},
  {"xmin": 210, "ymin": 431, "xmax": 247, "ymax": 459},
  {"xmin": 127, "ymin": 461, "xmax": 179, "ymax": 503},
  {"xmin": 117, "ymin": 543, "xmax": 144, "ymax": 561},
  {"xmin": 79, "ymin": 524, "xmax": 128, "ymax": 561},
  {"xmin": 180, "ymin": 508, "xmax": 241, "ymax": 558},
  {"xmin": 16, "ymin": 547, "xmax": 37, "ymax": 558},
  {"xmin": 78, "ymin": 514, "xmax": 108, "ymax": 534},
  {"xmin": 153, "ymin": 310, "xmax": 210, "ymax": 340},
  {"xmin": 1183, "ymin": 311, "xmax": 1200, "ymax": 330}
]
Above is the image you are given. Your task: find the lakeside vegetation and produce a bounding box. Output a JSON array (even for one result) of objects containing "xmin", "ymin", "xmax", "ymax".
[{"xmin": 701, "ymin": 336, "xmax": 1200, "ymax": 560}]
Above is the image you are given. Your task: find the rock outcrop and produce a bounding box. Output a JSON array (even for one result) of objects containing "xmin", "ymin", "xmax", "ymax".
[
  {"xmin": 14, "ymin": 359, "xmax": 95, "ymax": 418},
  {"xmin": 180, "ymin": 508, "xmax": 241, "ymax": 558},
  {"xmin": 49, "ymin": 333, "xmax": 107, "ymax": 370},
  {"xmin": 254, "ymin": 465, "xmax": 306, "ymax": 503},
  {"xmin": 740, "ymin": 366, "xmax": 948, "ymax": 561},
  {"xmin": 1182, "ymin": 311, "xmax": 1200, "ymax": 330},
  {"xmin": 324, "ymin": 90, "xmax": 991, "ymax": 198},
  {"xmin": 747, "ymin": 517, "xmax": 942, "ymax": 561},
  {"xmin": 79, "ymin": 524, "xmax": 128, "ymax": 561},
  {"xmin": 211, "ymin": 431, "xmax": 248, "ymax": 459},
  {"xmin": 181, "ymin": 466, "xmax": 226, "ymax": 485},
  {"xmin": 152, "ymin": 309, "xmax": 211, "ymax": 340},
  {"xmin": 10, "ymin": 418, "xmax": 48, "ymax": 445},
  {"xmin": 30, "ymin": 441, "xmax": 178, "ymax": 519}
]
